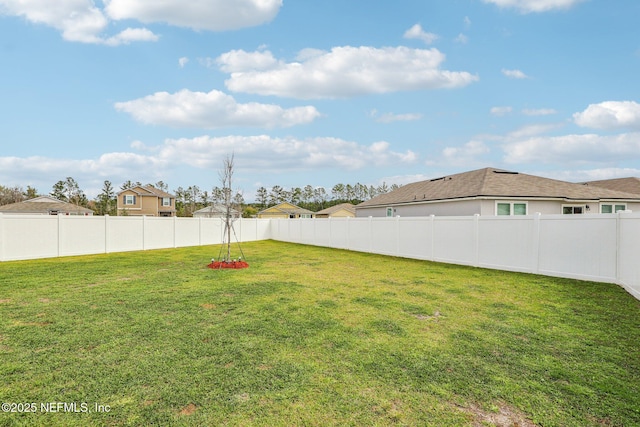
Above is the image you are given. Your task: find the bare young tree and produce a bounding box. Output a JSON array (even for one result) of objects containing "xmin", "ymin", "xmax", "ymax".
[{"xmin": 218, "ymin": 153, "xmax": 244, "ymax": 262}]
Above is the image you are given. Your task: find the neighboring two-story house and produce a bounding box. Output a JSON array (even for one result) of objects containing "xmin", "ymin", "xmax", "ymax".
[{"xmin": 117, "ymin": 185, "xmax": 176, "ymax": 217}]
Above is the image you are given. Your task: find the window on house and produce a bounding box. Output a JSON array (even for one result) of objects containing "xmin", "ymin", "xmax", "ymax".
[
  {"xmin": 600, "ymin": 204, "xmax": 626, "ymax": 214},
  {"xmin": 386, "ymin": 207, "xmax": 394, "ymax": 217},
  {"xmin": 124, "ymin": 195, "xmax": 136, "ymax": 205},
  {"xmin": 562, "ymin": 205, "xmax": 584, "ymax": 214},
  {"xmin": 162, "ymin": 197, "xmax": 171, "ymax": 206},
  {"xmin": 496, "ymin": 202, "xmax": 527, "ymax": 216}
]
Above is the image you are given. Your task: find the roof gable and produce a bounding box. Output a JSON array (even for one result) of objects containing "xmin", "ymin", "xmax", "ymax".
[
  {"xmin": 258, "ymin": 202, "xmax": 314, "ymax": 215},
  {"xmin": 316, "ymin": 203, "xmax": 356, "ymax": 215},
  {"xmin": 117, "ymin": 185, "xmax": 175, "ymax": 198}
]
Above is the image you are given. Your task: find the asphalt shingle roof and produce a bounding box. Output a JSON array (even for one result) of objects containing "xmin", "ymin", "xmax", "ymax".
[{"xmin": 357, "ymin": 167, "xmax": 640, "ymax": 208}]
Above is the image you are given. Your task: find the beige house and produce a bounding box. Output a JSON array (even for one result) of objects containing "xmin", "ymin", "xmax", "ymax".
[
  {"xmin": 314, "ymin": 203, "xmax": 356, "ymax": 218},
  {"xmin": 257, "ymin": 202, "xmax": 314, "ymax": 219},
  {"xmin": 356, "ymin": 167, "xmax": 640, "ymax": 217},
  {"xmin": 0, "ymin": 195, "xmax": 94, "ymax": 215},
  {"xmin": 117, "ymin": 185, "xmax": 176, "ymax": 217}
]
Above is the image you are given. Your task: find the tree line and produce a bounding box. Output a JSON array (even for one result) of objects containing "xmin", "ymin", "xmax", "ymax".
[{"xmin": 0, "ymin": 178, "xmax": 401, "ymax": 217}]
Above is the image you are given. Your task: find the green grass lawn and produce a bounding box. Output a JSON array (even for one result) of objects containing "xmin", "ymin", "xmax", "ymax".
[{"xmin": 0, "ymin": 240, "xmax": 639, "ymax": 426}]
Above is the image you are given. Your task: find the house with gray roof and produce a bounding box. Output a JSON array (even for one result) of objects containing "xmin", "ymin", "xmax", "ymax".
[
  {"xmin": 356, "ymin": 167, "xmax": 640, "ymax": 217},
  {"xmin": 0, "ymin": 195, "xmax": 94, "ymax": 216},
  {"xmin": 193, "ymin": 204, "xmax": 241, "ymax": 219},
  {"xmin": 257, "ymin": 202, "xmax": 314, "ymax": 219},
  {"xmin": 314, "ymin": 203, "xmax": 356, "ymax": 218}
]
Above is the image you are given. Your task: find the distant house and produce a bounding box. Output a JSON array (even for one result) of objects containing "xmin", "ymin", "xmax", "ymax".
[
  {"xmin": 0, "ymin": 195, "xmax": 94, "ymax": 215},
  {"xmin": 193, "ymin": 204, "xmax": 241, "ymax": 219},
  {"xmin": 117, "ymin": 185, "xmax": 176, "ymax": 217},
  {"xmin": 257, "ymin": 202, "xmax": 314, "ymax": 219},
  {"xmin": 356, "ymin": 167, "xmax": 640, "ymax": 217},
  {"xmin": 314, "ymin": 203, "xmax": 356, "ymax": 218}
]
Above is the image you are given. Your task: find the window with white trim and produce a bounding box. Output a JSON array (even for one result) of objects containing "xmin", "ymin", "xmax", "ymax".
[
  {"xmin": 496, "ymin": 201, "xmax": 527, "ymax": 216},
  {"xmin": 600, "ymin": 203, "xmax": 626, "ymax": 214},
  {"xmin": 162, "ymin": 197, "xmax": 171, "ymax": 207},
  {"xmin": 562, "ymin": 205, "xmax": 585, "ymax": 214},
  {"xmin": 386, "ymin": 207, "xmax": 394, "ymax": 217},
  {"xmin": 124, "ymin": 195, "xmax": 136, "ymax": 205}
]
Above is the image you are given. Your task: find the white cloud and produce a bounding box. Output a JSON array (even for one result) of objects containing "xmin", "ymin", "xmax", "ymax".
[
  {"xmin": 464, "ymin": 16, "xmax": 472, "ymax": 28},
  {"xmin": 114, "ymin": 89, "xmax": 321, "ymax": 129},
  {"xmin": 104, "ymin": 0, "xmax": 282, "ymax": 31},
  {"xmin": 573, "ymin": 101, "xmax": 640, "ymax": 130},
  {"xmin": 454, "ymin": 33, "xmax": 469, "ymax": 44},
  {"xmin": 502, "ymin": 68, "xmax": 529, "ymax": 79},
  {"xmin": 370, "ymin": 110, "xmax": 422, "ymax": 123},
  {"xmin": 216, "ymin": 49, "xmax": 281, "ymax": 73},
  {"xmin": 522, "ymin": 108, "xmax": 557, "ymax": 116},
  {"xmin": 178, "ymin": 57, "xmax": 189, "ymax": 68},
  {"xmin": 503, "ymin": 132, "xmax": 640, "ymax": 164},
  {"xmin": 0, "ymin": 0, "xmax": 280, "ymax": 44},
  {"xmin": 0, "ymin": 0, "xmax": 158, "ymax": 45},
  {"xmin": 155, "ymin": 135, "xmax": 418, "ymax": 171},
  {"xmin": 491, "ymin": 106, "xmax": 513, "ymax": 116},
  {"xmin": 482, "ymin": 0, "xmax": 586, "ymax": 13},
  {"xmin": 218, "ymin": 46, "xmax": 479, "ymax": 99},
  {"xmin": 104, "ymin": 28, "xmax": 159, "ymax": 46},
  {"xmin": 441, "ymin": 140, "xmax": 490, "ymax": 166},
  {"xmin": 403, "ymin": 24, "xmax": 439, "ymax": 45}
]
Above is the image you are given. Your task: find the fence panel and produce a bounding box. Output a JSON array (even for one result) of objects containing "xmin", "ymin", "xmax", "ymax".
[
  {"xmin": 477, "ymin": 216, "xmax": 536, "ymax": 273},
  {"xmin": 0, "ymin": 215, "xmax": 59, "ymax": 261},
  {"xmin": 432, "ymin": 216, "xmax": 476, "ymax": 265},
  {"xmin": 59, "ymin": 215, "xmax": 106, "ymax": 256},
  {"xmin": 106, "ymin": 216, "xmax": 144, "ymax": 253},
  {"xmin": 397, "ymin": 217, "xmax": 433, "ymax": 260},
  {"xmin": 537, "ymin": 215, "xmax": 617, "ymax": 282},
  {"xmin": 144, "ymin": 217, "xmax": 176, "ymax": 250}
]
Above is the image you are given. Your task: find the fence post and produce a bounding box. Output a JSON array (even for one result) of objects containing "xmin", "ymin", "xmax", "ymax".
[
  {"xmin": 142, "ymin": 215, "xmax": 147, "ymax": 251},
  {"xmin": 532, "ymin": 212, "xmax": 541, "ymax": 274},
  {"xmin": 473, "ymin": 214, "xmax": 480, "ymax": 267},
  {"xmin": 104, "ymin": 215, "xmax": 109, "ymax": 253},
  {"xmin": 346, "ymin": 216, "xmax": 350, "ymax": 250},
  {"xmin": 429, "ymin": 215, "xmax": 435, "ymax": 261},
  {"xmin": 57, "ymin": 214, "xmax": 62, "ymax": 258},
  {"xmin": 396, "ymin": 215, "xmax": 401, "ymax": 256},
  {"xmin": 173, "ymin": 216, "xmax": 177, "ymax": 248}
]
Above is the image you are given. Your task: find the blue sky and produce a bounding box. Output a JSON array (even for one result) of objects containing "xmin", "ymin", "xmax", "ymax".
[{"xmin": 1, "ymin": 0, "xmax": 639, "ymax": 200}]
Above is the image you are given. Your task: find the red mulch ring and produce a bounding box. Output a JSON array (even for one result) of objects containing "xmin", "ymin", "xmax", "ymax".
[{"xmin": 207, "ymin": 261, "xmax": 249, "ymax": 269}]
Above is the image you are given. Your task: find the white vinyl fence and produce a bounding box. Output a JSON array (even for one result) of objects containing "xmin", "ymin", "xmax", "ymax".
[
  {"xmin": 1, "ymin": 212, "xmax": 639, "ymax": 300},
  {"xmin": 269, "ymin": 213, "xmax": 640, "ymax": 301},
  {"xmin": 0, "ymin": 214, "xmax": 270, "ymax": 261}
]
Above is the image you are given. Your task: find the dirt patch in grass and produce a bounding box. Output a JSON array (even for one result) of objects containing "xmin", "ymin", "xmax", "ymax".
[
  {"xmin": 0, "ymin": 299, "xmax": 11, "ymax": 304},
  {"xmin": 415, "ymin": 310, "xmax": 441, "ymax": 321},
  {"xmin": 200, "ymin": 303, "xmax": 216, "ymax": 309},
  {"xmin": 458, "ymin": 402, "xmax": 537, "ymax": 426},
  {"xmin": 178, "ymin": 403, "xmax": 197, "ymax": 416}
]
